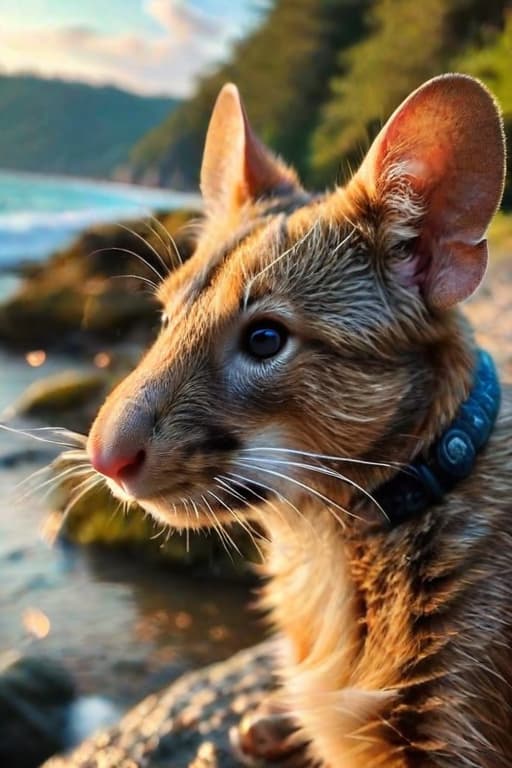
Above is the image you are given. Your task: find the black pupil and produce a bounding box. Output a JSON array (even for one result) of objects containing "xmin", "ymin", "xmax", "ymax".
[{"xmin": 247, "ymin": 325, "xmax": 284, "ymax": 359}]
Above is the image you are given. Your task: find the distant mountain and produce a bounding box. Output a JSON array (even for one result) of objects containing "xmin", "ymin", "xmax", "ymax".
[{"xmin": 0, "ymin": 75, "xmax": 179, "ymax": 179}]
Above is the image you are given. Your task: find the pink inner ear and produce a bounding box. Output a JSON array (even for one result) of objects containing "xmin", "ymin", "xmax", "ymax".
[
  {"xmin": 418, "ymin": 237, "xmax": 489, "ymax": 311},
  {"xmin": 356, "ymin": 74, "xmax": 505, "ymax": 310}
]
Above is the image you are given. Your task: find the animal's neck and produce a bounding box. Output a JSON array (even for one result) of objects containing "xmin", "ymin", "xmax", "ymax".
[
  {"xmin": 417, "ymin": 312, "xmax": 476, "ymax": 448},
  {"xmin": 346, "ymin": 312, "xmax": 477, "ymax": 520},
  {"xmin": 262, "ymin": 506, "xmax": 357, "ymax": 659},
  {"xmin": 260, "ymin": 313, "xmax": 485, "ymax": 766}
]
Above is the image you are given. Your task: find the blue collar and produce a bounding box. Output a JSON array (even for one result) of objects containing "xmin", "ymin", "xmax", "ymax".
[{"xmin": 374, "ymin": 349, "xmax": 501, "ymax": 527}]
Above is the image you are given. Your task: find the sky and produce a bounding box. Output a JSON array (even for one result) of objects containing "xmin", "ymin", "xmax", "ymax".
[{"xmin": 0, "ymin": 0, "xmax": 262, "ymax": 98}]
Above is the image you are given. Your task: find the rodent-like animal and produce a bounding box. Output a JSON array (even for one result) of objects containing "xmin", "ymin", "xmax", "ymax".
[{"xmin": 86, "ymin": 74, "xmax": 511, "ymax": 767}]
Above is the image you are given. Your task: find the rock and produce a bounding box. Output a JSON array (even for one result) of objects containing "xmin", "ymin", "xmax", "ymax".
[
  {"xmin": 0, "ymin": 210, "xmax": 198, "ymax": 353},
  {"xmin": 42, "ymin": 642, "xmax": 275, "ymax": 768},
  {"xmin": 6, "ymin": 371, "xmax": 110, "ymax": 434},
  {"xmin": 53, "ymin": 477, "xmax": 255, "ymax": 579},
  {"xmin": 0, "ymin": 655, "xmax": 76, "ymax": 768},
  {"xmin": 140, "ymin": 660, "xmax": 194, "ymax": 698}
]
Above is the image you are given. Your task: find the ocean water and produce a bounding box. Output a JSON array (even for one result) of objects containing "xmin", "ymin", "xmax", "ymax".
[{"xmin": 0, "ymin": 170, "xmax": 200, "ymax": 267}]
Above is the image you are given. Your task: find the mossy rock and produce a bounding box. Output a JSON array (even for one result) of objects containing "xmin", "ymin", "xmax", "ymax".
[
  {"xmin": 0, "ymin": 287, "xmax": 86, "ymax": 347},
  {"xmin": 10, "ymin": 371, "xmax": 108, "ymax": 418},
  {"xmin": 0, "ymin": 209, "xmax": 199, "ymax": 352},
  {"xmin": 81, "ymin": 286, "xmax": 157, "ymax": 336},
  {"xmin": 7, "ymin": 370, "xmax": 112, "ymax": 434},
  {"xmin": 55, "ymin": 477, "xmax": 256, "ymax": 580}
]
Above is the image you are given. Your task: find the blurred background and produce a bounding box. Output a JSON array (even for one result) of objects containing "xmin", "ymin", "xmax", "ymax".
[{"xmin": 0, "ymin": 1, "xmax": 511, "ymax": 766}]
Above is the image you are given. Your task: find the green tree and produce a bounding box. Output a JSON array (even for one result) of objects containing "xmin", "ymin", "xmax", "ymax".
[
  {"xmin": 310, "ymin": 0, "xmax": 508, "ymax": 186},
  {"xmin": 130, "ymin": 0, "xmax": 369, "ymax": 188}
]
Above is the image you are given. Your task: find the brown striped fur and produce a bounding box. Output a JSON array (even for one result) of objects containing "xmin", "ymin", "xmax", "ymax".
[{"xmin": 87, "ymin": 75, "xmax": 511, "ymax": 766}]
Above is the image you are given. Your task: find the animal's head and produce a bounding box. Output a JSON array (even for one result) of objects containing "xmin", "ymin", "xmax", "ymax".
[{"xmin": 87, "ymin": 74, "xmax": 505, "ymax": 530}]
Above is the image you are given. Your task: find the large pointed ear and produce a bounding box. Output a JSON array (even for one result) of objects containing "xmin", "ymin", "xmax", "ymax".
[
  {"xmin": 354, "ymin": 74, "xmax": 506, "ymax": 310},
  {"xmin": 200, "ymin": 83, "xmax": 301, "ymax": 216}
]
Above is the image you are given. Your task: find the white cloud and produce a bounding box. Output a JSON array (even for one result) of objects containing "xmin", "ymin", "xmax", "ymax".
[
  {"xmin": 0, "ymin": 1, "xmax": 241, "ymax": 97},
  {"xmin": 147, "ymin": 0, "xmax": 223, "ymax": 39}
]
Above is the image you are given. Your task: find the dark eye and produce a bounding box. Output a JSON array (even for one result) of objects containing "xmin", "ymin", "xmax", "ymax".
[{"xmin": 243, "ymin": 321, "xmax": 288, "ymax": 360}]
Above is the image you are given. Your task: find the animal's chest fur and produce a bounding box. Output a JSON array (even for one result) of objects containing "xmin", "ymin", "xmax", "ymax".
[
  {"xmin": 260, "ymin": 409, "xmax": 512, "ymax": 768},
  {"xmin": 262, "ymin": 507, "xmax": 405, "ymax": 768}
]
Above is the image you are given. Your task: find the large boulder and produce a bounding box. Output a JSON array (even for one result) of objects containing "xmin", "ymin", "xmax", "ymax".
[{"xmin": 43, "ymin": 642, "xmax": 275, "ymax": 768}]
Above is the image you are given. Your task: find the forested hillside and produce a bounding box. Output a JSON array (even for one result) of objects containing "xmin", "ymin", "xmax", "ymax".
[
  {"xmin": 0, "ymin": 75, "xmax": 179, "ymax": 179},
  {"xmin": 130, "ymin": 0, "xmax": 369, "ymax": 188},
  {"xmin": 130, "ymin": 0, "xmax": 512, "ymax": 206}
]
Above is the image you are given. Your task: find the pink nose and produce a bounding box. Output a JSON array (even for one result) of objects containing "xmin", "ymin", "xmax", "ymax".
[
  {"xmin": 89, "ymin": 446, "xmax": 146, "ymax": 483},
  {"xmin": 87, "ymin": 398, "xmax": 153, "ymax": 487}
]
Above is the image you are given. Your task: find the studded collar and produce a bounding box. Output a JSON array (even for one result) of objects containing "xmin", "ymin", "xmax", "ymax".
[{"xmin": 374, "ymin": 349, "xmax": 501, "ymax": 527}]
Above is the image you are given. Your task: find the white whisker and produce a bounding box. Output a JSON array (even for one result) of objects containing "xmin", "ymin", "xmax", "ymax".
[
  {"xmin": 12, "ymin": 463, "xmax": 51, "ymax": 493},
  {"xmin": 239, "ymin": 446, "xmax": 404, "ymax": 472},
  {"xmin": 205, "ymin": 490, "xmax": 242, "ymax": 556},
  {"xmin": 332, "ymin": 226, "xmax": 356, "ymax": 255},
  {"xmin": 8, "ymin": 426, "xmax": 86, "ymax": 445},
  {"xmin": 228, "ymin": 468, "xmax": 320, "ymax": 540},
  {"xmin": 251, "ymin": 221, "xmax": 318, "ymax": 284},
  {"xmin": 111, "ymin": 274, "xmax": 159, "ymax": 292},
  {"xmin": 56, "ymin": 448, "xmax": 89, "ymax": 463},
  {"xmin": 116, "ymin": 223, "xmax": 169, "ymax": 280},
  {"xmin": 0, "ymin": 423, "xmax": 77, "ymax": 448},
  {"xmin": 88, "ymin": 245, "xmax": 162, "ymax": 286},
  {"xmin": 241, "ymin": 456, "xmax": 387, "ymax": 521},
  {"xmin": 189, "ymin": 496, "xmax": 200, "ymax": 521},
  {"xmin": 201, "ymin": 493, "xmax": 237, "ymax": 560},
  {"xmin": 144, "ymin": 220, "xmax": 175, "ymax": 274},
  {"xmin": 214, "ymin": 477, "xmax": 267, "ymax": 557},
  {"xmin": 145, "ymin": 216, "xmax": 182, "ymax": 272},
  {"xmin": 147, "ymin": 214, "xmax": 184, "ymax": 267},
  {"xmin": 15, "ymin": 463, "xmax": 92, "ymax": 504},
  {"xmin": 237, "ymin": 460, "xmax": 358, "ymax": 523},
  {"xmin": 57, "ymin": 474, "xmax": 105, "ymax": 536}
]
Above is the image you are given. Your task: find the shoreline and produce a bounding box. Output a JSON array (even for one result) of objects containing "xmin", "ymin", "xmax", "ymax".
[
  {"xmin": 0, "ymin": 167, "xmax": 202, "ymax": 206},
  {"xmin": 0, "ymin": 173, "xmax": 202, "ymax": 268}
]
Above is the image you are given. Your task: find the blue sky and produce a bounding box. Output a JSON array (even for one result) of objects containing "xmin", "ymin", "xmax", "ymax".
[{"xmin": 0, "ymin": 0, "xmax": 261, "ymax": 97}]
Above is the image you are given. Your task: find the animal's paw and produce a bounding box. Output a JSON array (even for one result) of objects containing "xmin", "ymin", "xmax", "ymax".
[{"xmin": 229, "ymin": 699, "xmax": 316, "ymax": 767}]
